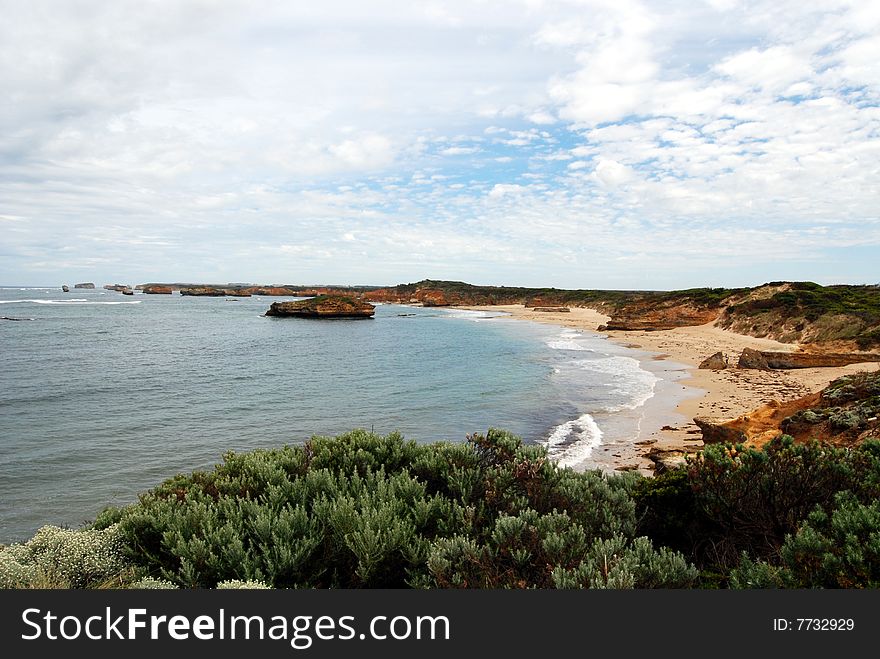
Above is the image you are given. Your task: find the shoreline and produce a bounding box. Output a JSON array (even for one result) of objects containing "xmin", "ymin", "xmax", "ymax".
[{"xmin": 454, "ymin": 304, "xmax": 880, "ymax": 473}]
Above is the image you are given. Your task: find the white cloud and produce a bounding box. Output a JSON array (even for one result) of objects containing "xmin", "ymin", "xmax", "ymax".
[
  {"xmin": 440, "ymin": 146, "xmax": 480, "ymax": 156},
  {"xmin": 489, "ymin": 183, "xmax": 526, "ymax": 198},
  {"xmin": 591, "ymin": 159, "xmax": 633, "ymax": 185},
  {"xmin": 328, "ymin": 134, "xmax": 395, "ymax": 169},
  {"xmin": 1, "ymin": 0, "xmax": 878, "ymax": 288},
  {"xmin": 715, "ymin": 46, "xmax": 813, "ymax": 94},
  {"xmin": 527, "ymin": 110, "xmax": 557, "ymax": 124}
]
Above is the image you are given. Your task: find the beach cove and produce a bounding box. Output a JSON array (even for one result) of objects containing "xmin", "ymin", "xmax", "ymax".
[{"xmin": 457, "ymin": 305, "xmax": 880, "ymax": 473}]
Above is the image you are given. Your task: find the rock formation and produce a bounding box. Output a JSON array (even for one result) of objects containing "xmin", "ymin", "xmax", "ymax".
[
  {"xmin": 693, "ymin": 418, "xmax": 748, "ymax": 444},
  {"xmin": 736, "ymin": 348, "xmax": 880, "ymax": 370},
  {"xmin": 121, "ymin": 288, "xmax": 134, "ymax": 295},
  {"xmin": 757, "ymin": 351, "xmax": 880, "ymax": 369},
  {"xmin": 690, "ymin": 369, "xmax": 880, "ymax": 451},
  {"xmin": 417, "ymin": 290, "xmax": 450, "ymax": 307},
  {"xmin": 179, "ymin": 287, "xmax": 252, "ymax": 297},
  {"xmin": 179, "ymin": 287, "xmax": 226, "ymax": 297},
  {"xmin": 533, "ymin": 307, "xmax": 570, "ymax": 313},
  {"xmin": 74, "ymin": 282, "xmax": 95, "ymax": 289},
  {"xmin": 602, "ymin": 304, "xmax": 719, "ymax": 331},
  {"xmin": 737, "ymin": 347, "xmax": 770, "ymax": 370},
  {"xmin": 61, "ymin": 285, "xmax": 69, "ymax": 292},
  {"xmin": 265, "ymin": 295, "xmax": 375, "ymax": 319},
  {"xmin": 698, "ymin": 351, "xmax": 728, "ymax": 370},
  {"xmin": 103, "ymin": 284, "xmax": 130, "ymax": 292},
  {"xmin": 646, "ymin": 446, "xmax": 690, "ymax": 474},
  {"xmin": 142, "ymin": 285, "xmax": 173, "ymax": 294},
  {"xmin": 245, "ymin": 287, "xmax": 299, "ymax": 296}
]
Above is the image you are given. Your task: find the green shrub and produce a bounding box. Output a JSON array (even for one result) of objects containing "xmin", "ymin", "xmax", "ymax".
[
  {"xmin": 552, "ymin": 535, "xmax": 698, "ymax": 589},
  {"xmin": 111, "ymin": 429, "xmax": 644, "ymax": 588},
  {"xmin": 634, "ymin": 437, "xmax": 880, "ymax": 583},
  {"xmin": 731, "ymin": 493, "xmax": 880, "ymax": 588}
]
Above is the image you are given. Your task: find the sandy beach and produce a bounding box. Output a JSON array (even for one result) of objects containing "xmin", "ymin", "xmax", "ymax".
[{"xmin": 457, "ymin": 305, "xmax": 880, "ymax": 473}]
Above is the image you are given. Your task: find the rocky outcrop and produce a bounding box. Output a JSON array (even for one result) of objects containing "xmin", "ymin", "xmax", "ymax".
[
  {"xmin": 699, "ymin": 351, "xmax": 728, "ymax": 370},
  {"xmin": 417, "ymin": 290, "xmax": 450, "ymax": 307},
  {"xmin": 142, "ymin": 285, "xmax": 173, "ymax": 294},
  {"xmin": 61, "ymin": 285, "xmax": 69, "ymax": 292},
  {"xmin": 694, "ymin": 418, "xmax": 748, "ymax": 444},
  {"xmin": 265, "ymin": 295, "xmax": 375, "ymax": 319},
  {"xmin": 737, "ymin": 348, "xmax": 770, "ymax": 370},
  {"xmin": 245, "ymin": 287, "xmax": 299, "ymax": 296},
  {"xmin": 180, "ymin": 287, "xmax": 252, "ymax": 297},
  {"xmin": 602, "ymin": 305, "xmax": 720, "ymax": 331},
  {"xmin": 646, "ymin": 446, "xmax": 690, "ymax": 474},
  {"xmin": 525, "ymin": 297, "xmax": 561, "ymax": 308},
  {"xmin": 533, "ymin": 307, "xmax": 570, "ymax": 313},
  {"xmin": 758, "ymin": 351, "xmax": 880, "ymax": 369},
  {"xmin": 736, "ymin": 348, "xmax": 880, "ymax": 370},
  {"xmin": 74, "ymin": 282, "xmax": 95, "ymax": 289},
  {"xmin": 180, "ymin": 287, "xmax": 226, "ymax": 297},
  {"xmin": 103, "ymin": 284, "xmax": 129, "ymax": 292},
  {"xmin": 121, "ymin": 288, "xmax": 134, "ymax": 295},
  {"xmin": 364, "ymin": 287, "xmax": 451, "ymax": 306},
  {"xmin": 364, "ymin": 283, "xmax": 510, "ymax": 307},
  {"xmin": 692, "ymin": 370, "xmax": 880, "ymax": 450}
]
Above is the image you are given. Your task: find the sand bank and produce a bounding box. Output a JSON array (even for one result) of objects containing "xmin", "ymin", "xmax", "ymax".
[{"xmin": 456, "ymin": 305, "xmax": 880, "ymax": 473}]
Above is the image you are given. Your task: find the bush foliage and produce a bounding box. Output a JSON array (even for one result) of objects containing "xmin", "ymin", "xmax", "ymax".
[
  {"xmin": 110, "ymin": 429, "xmax": 693, "ymax": 589},
  {"xmin": 634, "ymin": 436, "xmax": 880, "ymax": 586},
  {"xmin": 5, "ymin": 429, "xmax": 880, "ymax": 589}
]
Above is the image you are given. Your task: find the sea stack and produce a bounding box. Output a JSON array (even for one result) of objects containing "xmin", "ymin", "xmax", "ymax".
[
  {"xmin": 74, "ymin": 282, "xmax": 95, "ymax": 289},
  {"xmin": 265, "ymin": 295, "xmax": 375, "ymax": 319},
  {"xmin": 61, "ymin": 285, "xmax": 70, "ymax": 292}
]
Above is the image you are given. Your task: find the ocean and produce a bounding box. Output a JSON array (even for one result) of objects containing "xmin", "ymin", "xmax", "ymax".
[{"xmin": 0, "ymin": 287, "xmax": 691, "ymax": 541}]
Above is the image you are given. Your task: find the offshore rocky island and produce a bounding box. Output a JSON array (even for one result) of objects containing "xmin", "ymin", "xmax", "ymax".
[{"xmin": 265, "ymin": 295, "xmax": 376, "ymax": 319}]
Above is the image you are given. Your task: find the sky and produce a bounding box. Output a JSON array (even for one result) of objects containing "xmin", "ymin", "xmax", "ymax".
[{"xmin": 1, "ymin": 0, "xmax": 878, "ymax": 290}]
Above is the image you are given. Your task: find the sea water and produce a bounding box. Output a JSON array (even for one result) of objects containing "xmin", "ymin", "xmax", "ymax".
[{"xmin": 0, "ymin": 287, "xmax": 690, "ymax": 541}]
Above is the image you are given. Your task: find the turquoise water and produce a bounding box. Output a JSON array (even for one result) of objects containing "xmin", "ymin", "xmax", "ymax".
[{"xmin": 0, "ymin": 287, "xmax": 684, "ymax": 541}]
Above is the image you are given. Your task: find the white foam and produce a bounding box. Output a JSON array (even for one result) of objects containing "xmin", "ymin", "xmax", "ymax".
[
  {"xmin": 572, "ymin": 356, "xmax": 658, "ymax": 411},
  {"xmin": 545, "ymin": 413, "xmax": 604, "ymax": 468},
  {"xmin": 546, "ymin": 339, "xmax": 594, "ymax": 351},
  {"xmin": 440, "ymin": 308, "xmax": 505, "ymax": 321},
  {"xmin": 0, "ymin": 298, "xmax": 141, "ymax": 305}
]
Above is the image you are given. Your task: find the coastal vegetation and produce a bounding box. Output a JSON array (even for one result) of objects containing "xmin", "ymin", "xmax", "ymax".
[{"xmin": 3, "ymin": 374, "xmax": 879, "ymax": 589}]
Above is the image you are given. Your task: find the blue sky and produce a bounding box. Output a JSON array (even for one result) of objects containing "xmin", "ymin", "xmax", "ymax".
[{"xmin": 1, "ymin": 0, "xmax": 878, "ymax": 289}]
